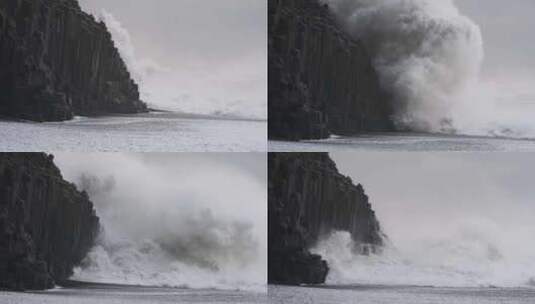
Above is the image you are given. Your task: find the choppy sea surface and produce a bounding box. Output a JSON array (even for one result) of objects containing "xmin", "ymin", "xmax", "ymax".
[
  {"xmin": 0, "ymin": 112, "xmax": 266, "ymax": 152},
  {"xmin": 269, "ymin": 133, "xmax": 535, "ymax": 152},
  {"xmin": 269, "ymin": 285, "xmax": 535, "ymax": 304},
  {"xmin": 0, "ymin": 282, "xmax": 266, "ymax": 304}
]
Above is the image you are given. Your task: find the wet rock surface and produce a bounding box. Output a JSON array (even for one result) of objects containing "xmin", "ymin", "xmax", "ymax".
[
  {"xmin": 0, "ymin": 0, "xmax": 147, "ymax": 122},
  {"xmin": 0, "ymin": 153, "xmax": 99, "ymax": 290},
  {"xmin": 268, "ymin": 153, "xmax": 383, "ymax": 284},
  {"xmin": 268, "ymin": 0, "xmax": 394, "ymax": 140}
]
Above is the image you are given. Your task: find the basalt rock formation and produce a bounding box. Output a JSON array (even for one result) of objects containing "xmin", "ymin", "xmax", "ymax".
[
  {"xmin": 0, "ymin": 153, "xmax": 99, "ymax": 291},
  {"xmin": 269, "ymin": 0, "xmax": 394, "ymax": 140},
  {"xmin": 268, "ymin": 153, "xmax": 383, "ymax": 285},
  {"xmin": 0, "ymin": 0, "xmax": 147, "ymax": 122}
]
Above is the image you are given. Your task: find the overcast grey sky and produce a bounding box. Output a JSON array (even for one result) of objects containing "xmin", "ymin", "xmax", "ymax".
[
  {"xmin": 78, "ymin": 0, "xmax": 267, "ymax": 118},
  {"xmin": 457, "ymin": 0, "xmax": 535, "ymax": 79},
  {"xmin": 79, "ymin": 0, "xmax": 265, "ymax": 65},
  {"xmin": 331, "ymin": 153, "xmax": 535, "ymax": 248}
]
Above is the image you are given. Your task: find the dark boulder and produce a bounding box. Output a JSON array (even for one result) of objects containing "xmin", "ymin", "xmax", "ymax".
[
  {"xmin": 0, "ymin": 153, "xmax": 99, "ymax": 290},
  {"xmin": 269, "ymin": 248, "xmax": 328, "ymax": 285}
]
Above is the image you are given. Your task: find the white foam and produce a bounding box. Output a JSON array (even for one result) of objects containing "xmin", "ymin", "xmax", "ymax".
[
  {"xmin": 55, "ymin": 154, "xmax": 267, "ymax": 292},
  {"xmin": 322, "ymin": 0, "xmax": 535, "ymax": 138},
  {"xmin": 313, "ymin": 230, "xmax": 535, "ymax": 288}
]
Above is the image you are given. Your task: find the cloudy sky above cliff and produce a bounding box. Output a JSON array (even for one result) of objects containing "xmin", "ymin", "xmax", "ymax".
[
  {"xmin": 457, "ymin": 0, "xmax": 535, "ymax": 81},
  {"xmin": 331, "ymin": 153, "xmax": 535, "ymax": 245},
  {"xmin": 78, "ymin": 0, "xmax": 266, "ymax": 119}
]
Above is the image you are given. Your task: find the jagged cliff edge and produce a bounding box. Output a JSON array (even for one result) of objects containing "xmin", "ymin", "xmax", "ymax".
[
  {"xmin": 0, "ymin": 153, "xmax": 99, "ymax": 291},
  {"xmin": 0, "ymin": 0, "xmax": 147, "ymax": 122},
  {"xmin": 268, "ymin": 0, "xmax": 394, "ymax": 140},
  {"xmin": 268, "ymin": 153, "xmax": 384, "ymax": 285}
]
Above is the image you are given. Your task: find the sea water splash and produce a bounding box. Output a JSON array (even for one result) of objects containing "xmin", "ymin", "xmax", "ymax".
[
  {"xmin": 313, "ymin": 228, "xmax": 535, "ymax": 288},
  {"xmin": 55, "ymin": 154, "xmax": 266, "ymax": 291},
  {"xmin": 97, "ymin": 11, "xmax": 266, "ymax": 120},
  {"xmin": 98, "ymin": 11, "xmax": 148, "ymax": 85},
  {"xmin": 321, "ymin": 0, "xmax": 535, "ymax": 138}
]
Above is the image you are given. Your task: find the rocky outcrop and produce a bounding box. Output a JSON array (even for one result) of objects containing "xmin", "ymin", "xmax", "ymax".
[
  {"xmin": 0, "ymin": 153, "xmax": 99, "ymax": 290},
  {"xmin": 268, "ymin": 0, "xmax": 394, "ymax": 140},
  {"xmin": 0, "ymin": 0, "xmax": 147, "ymax": 122},
  {"xmin": 268, "ymin": 153, "xmax": 383, "ymax": 285}
]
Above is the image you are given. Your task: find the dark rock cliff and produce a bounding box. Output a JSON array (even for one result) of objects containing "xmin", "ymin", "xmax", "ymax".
[
  {"xmin": 0, "ymin": 0, "xmax": 147, "ymax": 122},
  {"xmin": 268, "ymin": 153, "xmax": 383, "ymax": 285},
  {"xmin": 0, "ymin": 153, "xmax": 99, "ymax": 290},
  {"xmin": 269, "ymin": 0, "xmax": 394, "ymax": 140}
]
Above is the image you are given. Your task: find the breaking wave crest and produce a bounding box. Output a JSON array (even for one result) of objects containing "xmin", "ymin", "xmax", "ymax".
[
  {"xmin": 322, "ymin": 0, "xmax": 535, "ymax": 138},
  {"xmin": 57, "ymin": 154, "xmax": 266, "ymax": 291}
]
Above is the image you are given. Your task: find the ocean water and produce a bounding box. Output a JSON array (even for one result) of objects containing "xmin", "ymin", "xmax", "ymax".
[
  {"xmin": 0, "ymin": 282, "xmax": 266, "ymax": 304},
  {"xmin": 0, "ymin": 112, "xmax": 266, "ymax": 152},
  {"xmin": 269, "ymin": 133, "xmax": 535, "ymax": 152},
  {"xmin": 269, "ymin": 285, "xmax": 535, "ymax": 304}
]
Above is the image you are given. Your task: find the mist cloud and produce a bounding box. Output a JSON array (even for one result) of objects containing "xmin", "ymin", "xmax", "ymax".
[{"xmin": 54, "ymin": 153, "xmax": 267, "ymax": 291}]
